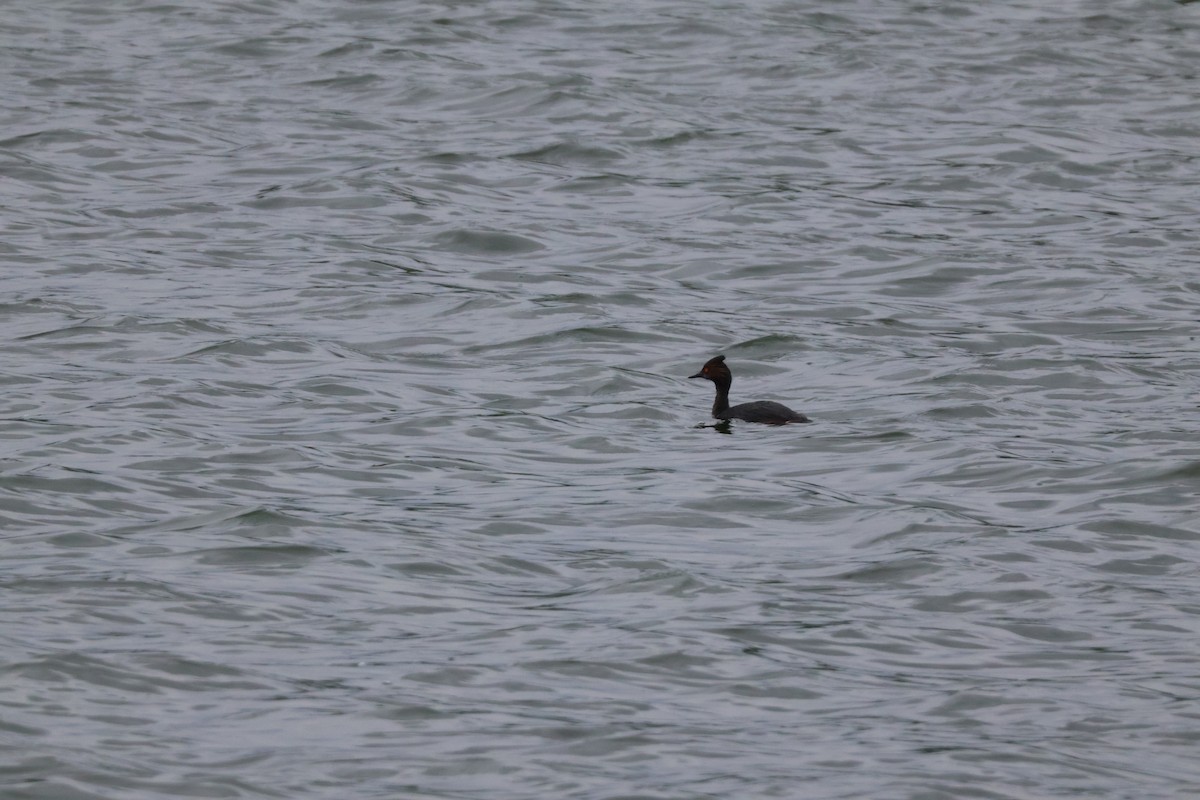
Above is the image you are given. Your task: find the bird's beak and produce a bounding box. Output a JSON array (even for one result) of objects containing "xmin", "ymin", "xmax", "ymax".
[{"xmin": 688, "ymin": 371, "xmax": 704, "ymax": 379}]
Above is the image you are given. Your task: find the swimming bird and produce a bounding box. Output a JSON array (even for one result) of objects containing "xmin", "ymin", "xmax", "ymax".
[{"xmin": 689, "ymin": 355, "xmax": 809, "ymax": 425}]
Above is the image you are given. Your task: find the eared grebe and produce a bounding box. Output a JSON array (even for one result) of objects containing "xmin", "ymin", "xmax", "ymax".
[{"xmin": 689, "ymin": 355, "xmax": 810, "ymax": 425}]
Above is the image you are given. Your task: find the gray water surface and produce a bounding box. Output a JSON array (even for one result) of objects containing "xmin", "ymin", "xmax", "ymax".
[{"xmin": 3, "ymin": 1, "xmax": 1200, "ymax": 798}]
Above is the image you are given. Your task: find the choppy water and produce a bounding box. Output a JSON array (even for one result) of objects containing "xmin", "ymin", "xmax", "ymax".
[{"xmin": 4, "ymin": 1, "xmax": 1200, "ymax": 798}]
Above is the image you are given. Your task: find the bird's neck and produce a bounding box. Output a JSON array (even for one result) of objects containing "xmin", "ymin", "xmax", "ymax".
[{"xmin": 711, "ymin": 378, "xmax": 731, "ymax": 417}]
